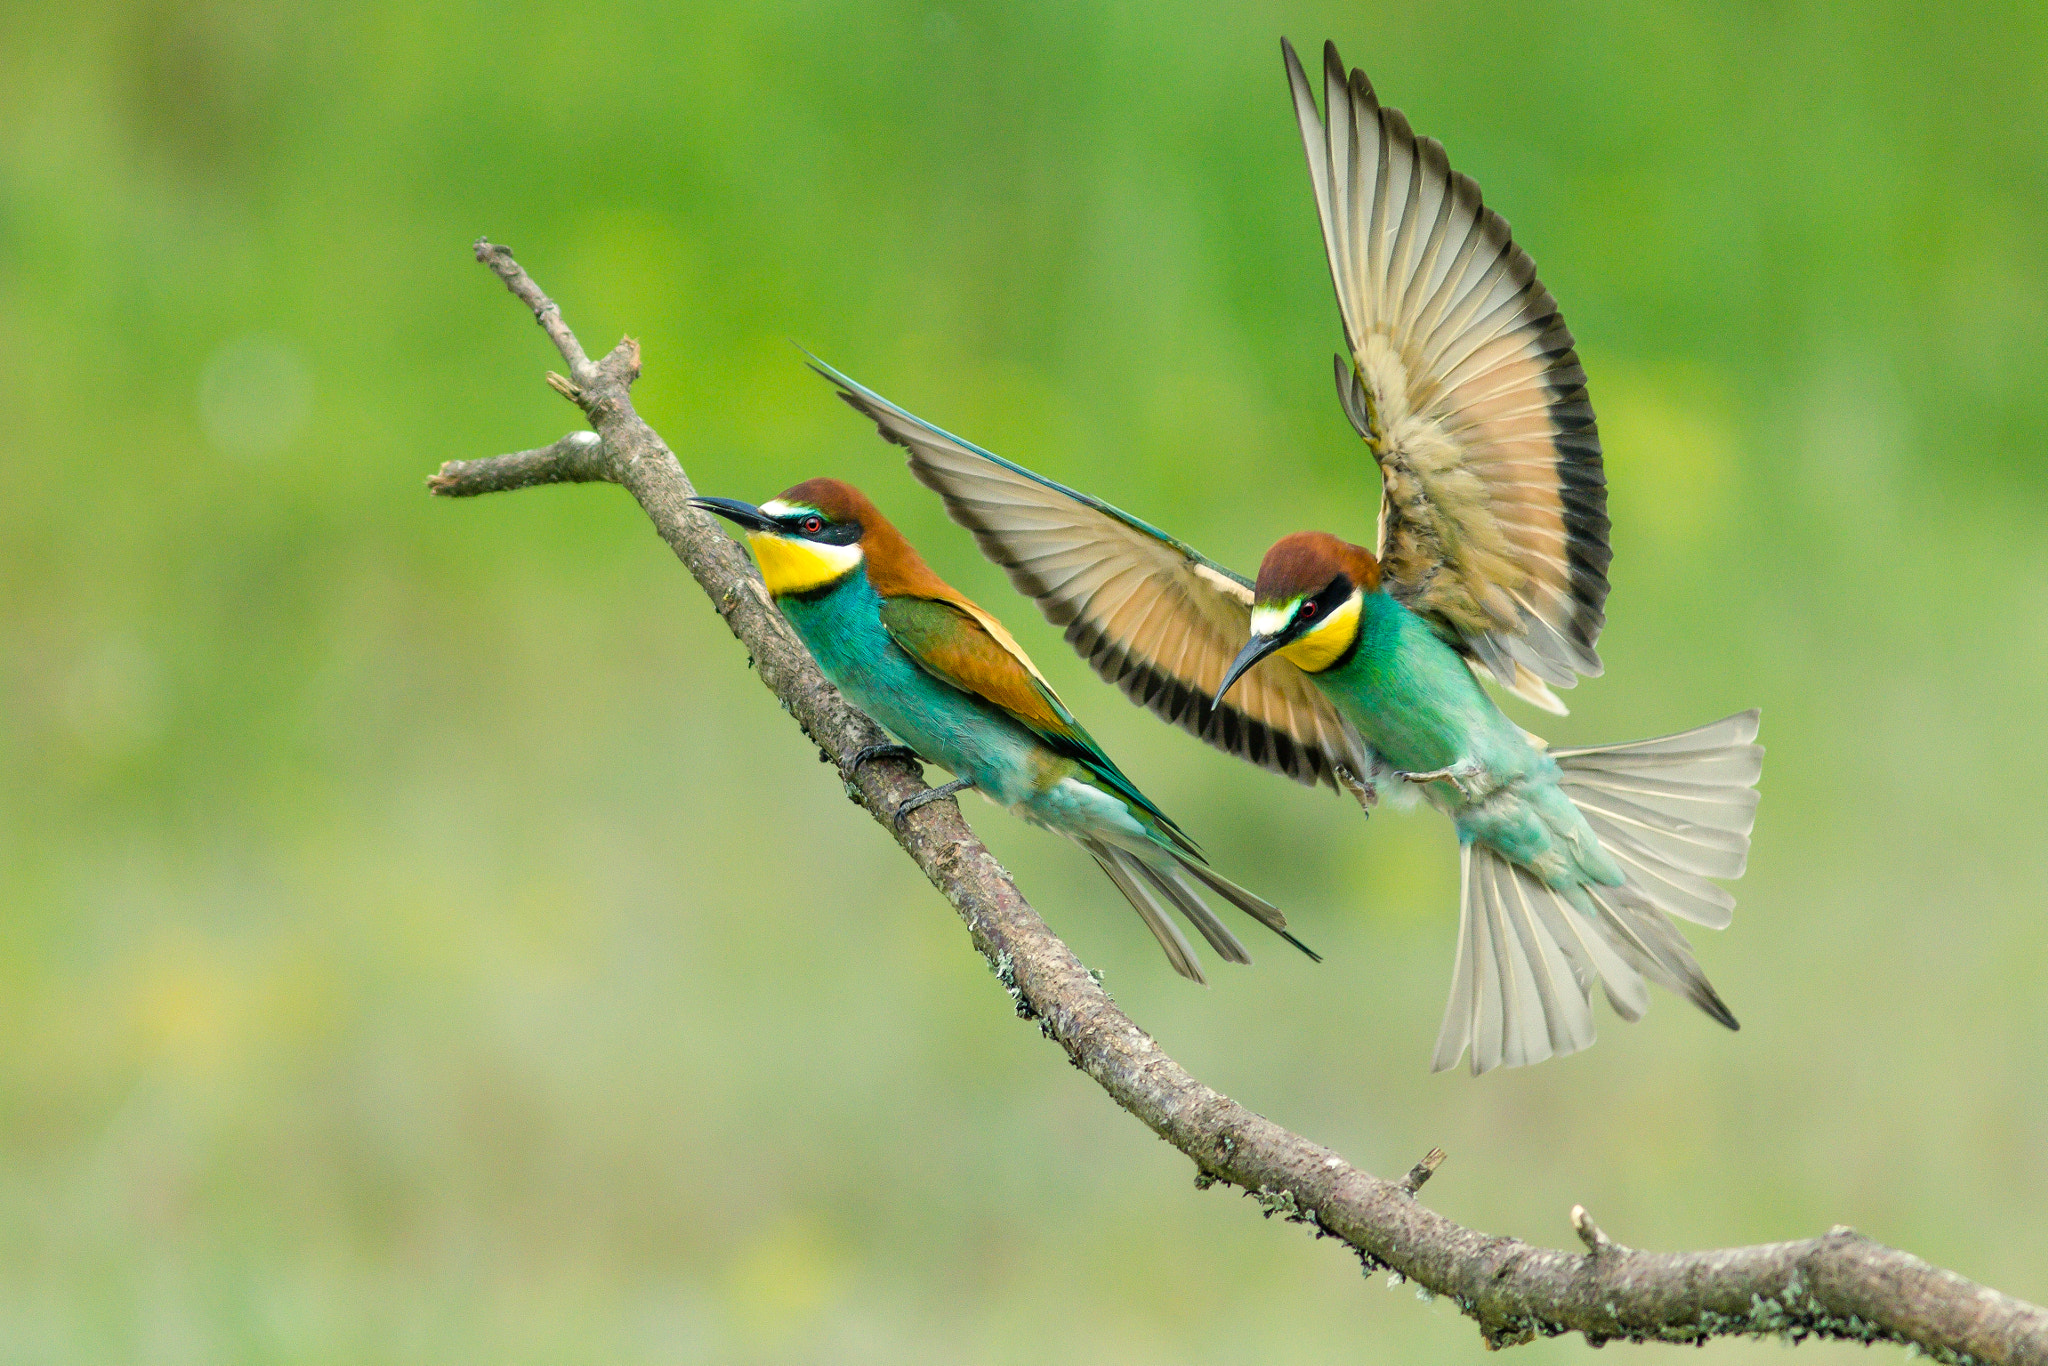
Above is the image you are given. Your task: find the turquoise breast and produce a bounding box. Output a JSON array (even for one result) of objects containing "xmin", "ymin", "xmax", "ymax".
[{"xmin": 773, "ymin": 570, "xmax": 1048, "ymax": 807}]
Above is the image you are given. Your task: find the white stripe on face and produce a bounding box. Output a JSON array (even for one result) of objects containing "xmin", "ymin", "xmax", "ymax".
[{"xmin": 1250, "ymin": 601, "xmax": 1299, "ymax": 638}]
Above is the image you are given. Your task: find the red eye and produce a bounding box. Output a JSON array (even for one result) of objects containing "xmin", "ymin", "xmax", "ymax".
[
  {"xmin": 801, "ymin": 515, "xmax": 824, "ymax": 534},
  {"xmin": 1301, "ymin": 600, "xmax": 1318, "ymax": 619}
]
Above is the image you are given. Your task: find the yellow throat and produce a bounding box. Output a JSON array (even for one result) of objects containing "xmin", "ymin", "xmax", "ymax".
[
  {"xmin": 1275, "ymin": 589, "xmax": 1363, "ymax": 673},
  {"xmin": 747, "ymin": 531, "xmax": 864, "ymax": 596}
]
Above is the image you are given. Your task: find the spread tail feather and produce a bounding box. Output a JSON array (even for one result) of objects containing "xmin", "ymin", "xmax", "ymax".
[
  {"xmin": 1554, "ymin": 708, "xmax": 1762, "ymax": 901},
  {"xmin": 1433, "ymin": 709, "xmax": 1761, "ymax": 1074},
  {"xmin": 1433, "ymin": 844, "xmax": 1607, "ymax": 1073}
]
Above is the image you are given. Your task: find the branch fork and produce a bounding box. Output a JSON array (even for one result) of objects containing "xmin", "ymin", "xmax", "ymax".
[{"xmin": 431, "ymin": 239, "xmax": 2048, "ymax": 1366}]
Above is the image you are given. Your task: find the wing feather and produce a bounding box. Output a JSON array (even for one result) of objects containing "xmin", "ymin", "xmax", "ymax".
[
  {"xmin": 876, "ymin": 594, "xmax": 1068, "ymax": 738},
  {"xmin": 1285, "ymin": 39, "xmax": 1611, "ymax": 695},
  {"xmin": 812, "ymin": 360, "xmax": 1382, "ymax": 793},
  {"xmin": 876, "ymin": 592, "xmax": 1195, "ymax": 845}
]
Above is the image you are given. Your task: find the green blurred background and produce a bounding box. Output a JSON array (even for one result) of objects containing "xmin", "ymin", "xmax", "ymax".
[{"xmin": 4, "ymin": 0, "xmax": 2045, "ymax": 1361}]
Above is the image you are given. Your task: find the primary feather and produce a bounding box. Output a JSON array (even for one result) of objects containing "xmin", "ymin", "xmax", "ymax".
[
  {"xmin": 812, "ymin": 358, "xmax": 1385, "ymax": 798},
  {"xmin": 1286, "ymin": 38, "xmax": 1610, "ymax": 694}
]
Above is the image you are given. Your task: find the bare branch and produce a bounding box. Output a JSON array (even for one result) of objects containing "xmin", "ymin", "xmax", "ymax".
[
  {"xmin": 435, "ymin": 241, "xmax": 2048, "ymax": 1366},
  {"xmin": 430, "ymin": 430, "xmax": 609, "ymax": 496},
  {"xmin": 474, "ymin": 238, "xmax": 593, "ymax": 380}
]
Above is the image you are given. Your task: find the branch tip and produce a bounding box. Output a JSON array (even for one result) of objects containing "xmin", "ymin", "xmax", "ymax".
[
  {"xmin": 1400, "ymin": 1146, "xmax": 1447, "ymax": 1195},
  {"xmin": 475, "ymin": 238, "xmax": 593, "ymax": 376},
  {"xmin": 1571, "ymin": 1204, "xmax": 1616, "ymax": 1256},
  {"xmin": 427, "ymin": 430, "xmax": 614, "ymax": 498}
]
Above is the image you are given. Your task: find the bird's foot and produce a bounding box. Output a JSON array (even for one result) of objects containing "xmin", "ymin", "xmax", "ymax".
[
  {"xmin": 1332, "ymin": 762, "xmax": 1378, "ymax": 814},
  {"xmin": 1394, "ymin": 761, "xmax": 1483, "ymax": 797},
  {"xmin": 846, "ymin": 742, "xmax": 921, "ymax": 776},
  {"xmin": 893, "ymin": 777, "xmax": 974, "ymax": 830}
]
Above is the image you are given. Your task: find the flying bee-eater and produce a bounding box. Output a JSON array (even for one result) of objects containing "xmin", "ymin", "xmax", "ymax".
[
  {"xmin": 802, "ymin": 39, "xmax": 1763, "ymax": 1073},
  {"xmin": 690, "ymin": 477, "xmax": 1314, "ymax": 984}
]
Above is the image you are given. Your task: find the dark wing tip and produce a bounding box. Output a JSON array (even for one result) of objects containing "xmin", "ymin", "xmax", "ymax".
[
  {"xmin": 1316, "ymin": 39, "xmax": 1380, "ymax": 111},
  {"xmin": 1703, "ymin": 991, "xmax": 1740, "ymax": 1031},
  {"xmin": 1281, "ymin": 929, "xmax": 1323, "ymax": 963},
  {"xmin": 1282, "ymin": 35, "xmax": 1313, "ymax": 104},
  {"xmin": 1080, "ymin": 631, "xmax": 1335, "ymax": 790}
]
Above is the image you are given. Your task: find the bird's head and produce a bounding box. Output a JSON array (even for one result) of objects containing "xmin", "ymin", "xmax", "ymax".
[
  {"xmin": 1213, "ymin": 532, "xmax": 1380, "ymax": 707},
  {"xmin": 691, "ymin": 477, "xmax": 877, "ymax": 597}
]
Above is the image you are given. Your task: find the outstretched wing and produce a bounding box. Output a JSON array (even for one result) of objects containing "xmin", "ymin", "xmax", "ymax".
[
  {"xmin": 1286, "ymin": 38, "xmax": 1610, "ymax": 694},
  {"xmin": 817, "ymin": 361, "xmax": 1380, "ymax": 796}
]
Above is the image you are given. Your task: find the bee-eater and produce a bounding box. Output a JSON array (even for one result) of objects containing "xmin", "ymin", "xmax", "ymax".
[
  {"xmin": 802, "ymin": 40, "xmax": 1763, "ymax": 1073},
  {"xmin": 690, "ymin": 478, "xmax": 1313, "ymax": 984}
]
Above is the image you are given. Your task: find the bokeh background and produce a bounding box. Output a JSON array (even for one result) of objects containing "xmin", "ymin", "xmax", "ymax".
[{"xmin": 4, "ymin": 0, "xmax": 2046, "ymax": 1361}]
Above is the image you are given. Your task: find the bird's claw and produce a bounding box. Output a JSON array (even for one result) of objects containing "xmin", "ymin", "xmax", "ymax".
[
  {"xmin": 891, "ymin": 777, "xmax": 973, "ymax": 830},
  {"xmin": 1332, "ymin": 762, "xmax": 1378, "ymax": 815},
  {"xmin": 847, "ymin": 742, "xmax": 920, "ymax": 776},
  {"xmin": 1394, "ymin": 762, "xmax": 1483, "ymax": 797}
]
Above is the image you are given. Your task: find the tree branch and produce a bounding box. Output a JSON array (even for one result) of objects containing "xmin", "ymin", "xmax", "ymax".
[{"xmin": 433, "ymin": 239, "xmax": 2048, "ymax": 1366}]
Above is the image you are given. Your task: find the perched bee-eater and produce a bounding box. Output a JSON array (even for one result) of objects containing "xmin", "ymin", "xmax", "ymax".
[
  {"xmin": 804, "ymin": 40, "xmax": 1763, "ymax": 1073},
  {"xmin": 690, "ymin": 478, "xmax": 1312, "ymax": 983}
]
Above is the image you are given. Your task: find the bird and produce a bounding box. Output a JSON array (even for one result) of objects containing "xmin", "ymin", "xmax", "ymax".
[
  {"xmin": 801, "ymin": 38, "xmax": 1763, "ymax": 1073},
  {"xmin": 689, "ymin": 476, "xmax": 1316, "ymax": 984}
]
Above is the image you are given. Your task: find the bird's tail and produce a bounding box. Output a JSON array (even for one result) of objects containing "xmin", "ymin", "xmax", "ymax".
[
  {"xmin": 1432, "ymin": 709, "xmax": 1762, "ymax": 1074},
  {"xmin": 1081, "ymin": 840, "xmax": 1319, "ymax": 985}
]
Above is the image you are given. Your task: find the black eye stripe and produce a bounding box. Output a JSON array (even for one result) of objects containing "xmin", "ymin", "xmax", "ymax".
[
  {"xmin": 1291, "ymin": 575, "xmax": 1355, "ymax": 634},
  {"xmin": 778, "ymin": 511, "xmax": 862, "ymax": 545}
]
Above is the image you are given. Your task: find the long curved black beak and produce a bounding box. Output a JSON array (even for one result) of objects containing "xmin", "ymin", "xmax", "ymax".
[
  {"xmin": 1211, "ymin": 633, "xmax": 1283, "ymax": 711},
  {"xmin": 689, "ymin": 496, "xmax": 778, "ymax": 533}
]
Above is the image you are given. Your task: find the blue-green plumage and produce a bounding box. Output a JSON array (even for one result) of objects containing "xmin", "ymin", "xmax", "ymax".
[
  {"xmin": 1316, "ymin": 590, "xmax": 1622, "ymax": 891},
  {"xmin": 780, "ymin": 567, "xmax": 1165, "ymax": 842},
  {"xmin": 691, "ymin": 477, "xmax": 1310, "ymax": 984},
  {"xmin": 1202, "ymin": 529, "xmax": 1756, "ymax": 1070}
]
